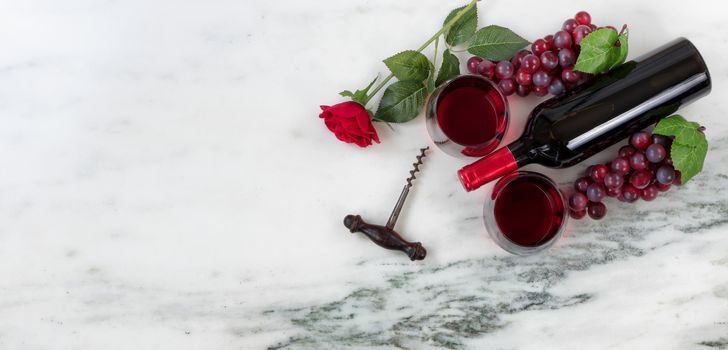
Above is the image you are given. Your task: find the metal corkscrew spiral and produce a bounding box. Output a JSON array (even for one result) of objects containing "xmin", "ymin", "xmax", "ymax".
[
  {"xmin": 343, "ymin": 147, "xmax": 430, "ymax": 261},
  {"xmin": 406, "ymin": 147, "xmax": 428, "ymax": 188},
  {"xmin": 388, "ymin": 147, "xmax": 428, "ymax": 228}
]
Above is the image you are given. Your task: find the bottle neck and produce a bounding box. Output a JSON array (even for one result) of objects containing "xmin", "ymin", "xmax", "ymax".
[
  {"xmin": 507, "ymin": 138, "xmax": 535, "ymax": 167},
  {"xmin": 458, "ymin": 138, "xmax": 535, "ymax": 192}
]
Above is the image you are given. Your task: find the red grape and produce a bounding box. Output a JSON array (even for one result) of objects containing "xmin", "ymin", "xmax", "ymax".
[
  {"xmin": 516, "ymin": 69, "xmax": 533, "ymax": 86},
  {"xmin": 548, "ymin": 79, "xmax": 566, "ymax": 96},
  {"xmin": 532, "ymin": 39, "xmax": 549, "ymax": 56},
  {"xmin": 587, "ymin": 202, "xmax": 607, "ymax": 220},
  {"xmin": 571, "ymin": 209, "xmax": 587, "ymax": 219},
  {"xmin": 610, "ymin": 157, "xmax": 631, "ymax": 175},
  {"xmin": 641, "ymin": 185, "xmax": 658, "ymax": 201},
  {"xmin": 630, "ymin": 131, "xmax": 652, "ymax": 150},
  {"xmin": 495, "ymin": 61, "xmax": 515, "ymax": 80},
  {"xmin": 674, "ymin": 171, "xmax": 682, "ymax": 185},
  {"xmin": 511, "ymin": 49, "xmax": 530, "ymax": 69},
  {"xmin": 574, "ymin": 176, "xmax": 591, "ymax": 193},
  {"xmin": 532, "ymin": 70, "xmax": 552, "ymax": 87},
  {"xmin": 575, "ymin": 11, "xmax": 591, "ymax": 25},
  {"xmin": 621, "ymin": 184, "xmax": 640, "ymax": 202},
  {"xmin": 558, "ymin": 48, "xmax": 576, "ymax": 67},
  {"xmin": 569, "ymin": 192, "xmax": 589, "ymax": 211},
  {"xmin": 645, "ymin": 143, "xmax": 666, "ymax": 163},
  {"xmin": 516, "ymin": 83, "xmax": 531, "ymax": 97},
  {"xmin": 656, "ymin": 182, "xmax": 671, "ymax": 192},
  {"xmin": 586, "ymin": 183, "xmax": 606, "ymax": 202},
  {"xmin": 467, "ymin": 56, "xmax": 483, "ymax": 74},
  {"xmin": 656, "ymin": 165, "xmax": 675, "ymax": 184},
  {"xmin": 562, "ymin": 18, "xmax": 578, "ymax": 33},
  {"xmin": 478, "ymin": 60, "xmax": 496, "ymax": 78},
  {"xmin": 561, "ymin": 66, "xmax": 581, "ymax": 83},
  {"xmin": 603, "ymin": 173, "xmax": 624, "ymax": 189},
  {"xmin": 630, "ymin": 152, "xmax": 648, "ymax": 170},
  {"xmin": 584, "ymin": 165, "xmax": 595, "ymax": 176},
  {"xmin": 630, "ymin": 169, "xmax": 652, "ymax": 189},
  {"xmin": 521, "ymin": 54, "xmax": 541, "ymax": 73},
  {"xmin": 553, "ymin": 30, "xmax": 573, "ymax": 49},
  {"xmin": 544, "ymin": 34, "xmax": 554, "ymax": 48},
  {"xmin": 605, "ymin": 186, "xmax": 621, "ymax": 197},
  {"xmin": 572, "ymin": 25, "xmax": 592, "ymax": 46},
  {"xmin": 590, "ymin": 164, "xmax": 609, "ymax": 183},
  {"xmin": 652, "ymin": 134, "xmax": 673, "ymax": 147},
  {"xmin": 533, "ymin": 85, "xmax": 548, "ymax": 97},
  {"xmin": 540, "ymin": 51, "xmax": 559, "ymax": 71},
  {"xmin": 498, "ymin": 79, "xmax": 516, "ymax": 96},
  {"xmin": 618, "ymin": 145, "xmax": 636, "ymax": 158}
]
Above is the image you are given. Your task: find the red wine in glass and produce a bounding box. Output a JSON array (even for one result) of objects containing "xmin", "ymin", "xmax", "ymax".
[
  {"xmin": 485, "ymin": 171, "xmax": 567, "ymax": 255},
  {"xmin": 426, "ymin": 75, "xmax": 508, "ymax": 157}
]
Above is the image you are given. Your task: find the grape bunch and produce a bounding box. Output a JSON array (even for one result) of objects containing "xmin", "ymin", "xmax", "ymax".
[
  {"xmin": 466, "ymin": 11, "xmax": 615, "ymax": 97},
  {"xmin": 569, "ymin": 131, "xmax": 680, "ymax": 220}
]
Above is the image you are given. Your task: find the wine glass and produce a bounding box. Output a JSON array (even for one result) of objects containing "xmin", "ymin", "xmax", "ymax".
[
  {"xmin": 426, "ymin": 75, "xmax": 509, "ymax": 157},
  {"xmin": 483, "ymin": 171, "xmax": 568, "ymax": 255}
]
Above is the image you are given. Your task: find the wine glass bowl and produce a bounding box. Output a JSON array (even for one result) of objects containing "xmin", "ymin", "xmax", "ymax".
[
  {"xmin": 483, "ymin": 171, "xmax": 568, "ymax": 255},
  {"xmin": 426, "ymin": 75, "xmax": 509, "ymax": 158}
]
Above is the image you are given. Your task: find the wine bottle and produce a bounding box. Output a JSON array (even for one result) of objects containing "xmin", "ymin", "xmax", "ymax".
[{"xmin": 459, "ymin": 38, "xmax": 711, "ymax": 192}]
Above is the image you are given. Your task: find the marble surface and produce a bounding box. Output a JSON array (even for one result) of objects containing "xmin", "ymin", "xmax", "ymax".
[{"xmin": 1, "ymin": 0, "xmax": 728, "ymax": 349}]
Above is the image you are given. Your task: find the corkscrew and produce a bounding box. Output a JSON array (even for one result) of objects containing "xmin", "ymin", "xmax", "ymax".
[{"xmin": 344, "ymin": 147, "xmax": 429, "ymax": 261}]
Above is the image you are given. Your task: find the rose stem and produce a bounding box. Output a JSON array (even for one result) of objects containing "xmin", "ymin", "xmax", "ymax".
[
  {"xmin": 363, "ymin": 0, "xmax": 478, "ymax": 105},
  {"xmin": 433, "ymin": 36, "xmax": 439, "ymax": 69}
]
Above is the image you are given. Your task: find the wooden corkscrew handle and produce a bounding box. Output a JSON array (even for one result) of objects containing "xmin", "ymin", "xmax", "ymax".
[{"xmin": 343, "ymin": 214, "xmax": 426, "ymax": 261}]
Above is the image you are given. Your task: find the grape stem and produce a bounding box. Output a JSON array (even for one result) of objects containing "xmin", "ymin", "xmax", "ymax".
[{"xmin": 363, "ymin": 0, "xmax": 478, "ymax": 106}]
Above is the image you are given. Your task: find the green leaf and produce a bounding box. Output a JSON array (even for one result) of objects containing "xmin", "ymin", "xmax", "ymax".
[
  {"xmin": 383, "ymin": 50, "xmax": 432, "ymax": 82},
  {"xmin": 653, "ymin": 115, "xmax": 700, "ymax": 139},
  {"xmin": 426, "ymin": 77, "xmax": 436, "ymax": 94},
  {"xmin": 426, "ymin": 71, "xmax": 436, "ymax": 94},
  {"xmin": 610, "ymin": 29, "xmax": 629, "ymax": 69},
  {"xmin": 436, "ymin": 49, "xmax": 460, "ymax": 86},
  {"xmin": 374, "ymin": 80, "xmax": 427, "ymax": 123},
  {"xmin": 443, "ymin": 5, "xmax": 477, "ymax": 46},
  {"xmin": 467, "ymin": 25, "xmax": 530, "ymax": 61},
  {"xmin": 426, "ymin": 59, "xmax": 436, "ymax": 93},
  {"xmin": 574, "ymin": 28, "xmax": 620, "ymax": 74},
  {"xmin": 653, "ymin": 115, "xmax": 709, "ymax": 184},
  {"xmin": 339, "ymin": 76, "xmax": 378, "ymax": 105},
  {"xmin": 670, "ymin": 140, "xmax": 707, "ymax": 184},
  {"xmin": 353, "ymin": 76, "xmax": 377, "ymax": 104}
]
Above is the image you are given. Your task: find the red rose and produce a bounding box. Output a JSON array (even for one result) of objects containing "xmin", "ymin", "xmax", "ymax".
[{"xmin": 319, "ymin": 101, "xmax": 380, "ymax": 148}]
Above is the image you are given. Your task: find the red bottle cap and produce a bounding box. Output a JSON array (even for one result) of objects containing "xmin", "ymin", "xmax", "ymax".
[{"xmin": 458, "ymin": 146, "xmax": 518, "ymax": 191}]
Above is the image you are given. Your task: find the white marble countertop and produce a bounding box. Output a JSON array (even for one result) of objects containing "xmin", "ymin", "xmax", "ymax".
[{"xmin": 1, "ymin": 0, "xmax": 728, "ymax": 349}]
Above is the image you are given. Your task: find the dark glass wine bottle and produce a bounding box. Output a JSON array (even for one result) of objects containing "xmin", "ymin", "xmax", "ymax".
[{"xmin": 459, "ymin": 38, "xmax": 711, "ymax": 192}]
